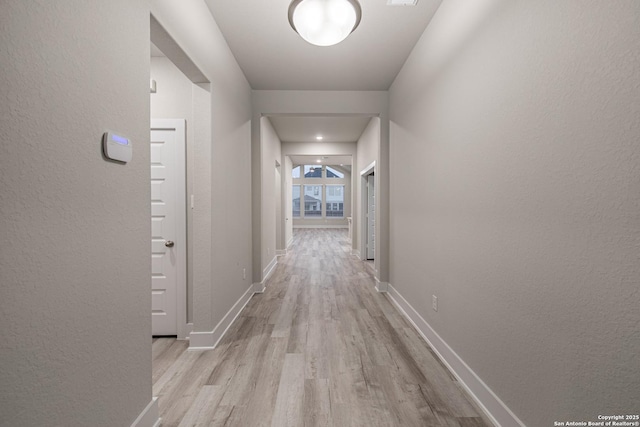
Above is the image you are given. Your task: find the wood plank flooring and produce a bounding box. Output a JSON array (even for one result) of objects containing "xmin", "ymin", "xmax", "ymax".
[{"xmin": 153, "ymin": 229, "xmax": 493, "ymax": 427}]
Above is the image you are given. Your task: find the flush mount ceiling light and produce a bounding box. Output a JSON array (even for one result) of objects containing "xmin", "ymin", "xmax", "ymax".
[
  {"xmin": 288, "ymin": 0, "xmax": 362, "ymax": 47},
  {"xmin": 387, "ymin": 0, "xmax": 418, "ymax": 5}
]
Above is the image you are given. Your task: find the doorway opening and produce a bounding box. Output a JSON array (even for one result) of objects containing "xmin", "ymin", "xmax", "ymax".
[{"xmin": 150, "ymin": 13, "xmax": 211, "ymax": 339}]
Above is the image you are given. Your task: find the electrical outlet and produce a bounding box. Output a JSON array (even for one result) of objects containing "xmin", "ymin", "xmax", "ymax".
[
  {"xmin": 432, "ymin": 295, "xmax": 438, "ymax": 312},
  {"xmin": 243, "ymin": 268, "xmax": 246, "ymax": 280}
]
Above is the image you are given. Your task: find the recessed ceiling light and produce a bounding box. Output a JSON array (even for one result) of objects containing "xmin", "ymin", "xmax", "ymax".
[
  {"xmin": 316, "ymin": 159, "xmax": 322, "ymax": 163},
  {"xmin": 316, "ymin": 135, "xmax": 323, "ymax": 140}
]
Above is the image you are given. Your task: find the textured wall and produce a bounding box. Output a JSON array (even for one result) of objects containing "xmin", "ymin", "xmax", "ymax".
[
  {"xmin": 0, "ymin": 1, "xmax": 151, "ymax": 426},
  {"xmin": 389, "ymin": 0, "xmax": 640, "ymax": 425},
  {"xmin": 152, "ymin": 0, "xmax": 252, "ymax": 333}
]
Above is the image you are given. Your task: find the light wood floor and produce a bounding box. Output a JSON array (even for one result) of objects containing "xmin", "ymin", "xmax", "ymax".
[{"xmin": 153, "ymin": 229, "xmax": 492, "ymax": 427}]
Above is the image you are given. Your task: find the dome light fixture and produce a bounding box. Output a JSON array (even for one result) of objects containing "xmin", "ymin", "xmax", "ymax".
[{"xmin": 288, "ymin": 0, "xmax": 362, "ymax": 47}]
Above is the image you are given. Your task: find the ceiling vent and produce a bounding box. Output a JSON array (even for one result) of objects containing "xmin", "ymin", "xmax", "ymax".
[{"xmin": 387, "ymin": 0, "xmax": 418, "ymax": 5}]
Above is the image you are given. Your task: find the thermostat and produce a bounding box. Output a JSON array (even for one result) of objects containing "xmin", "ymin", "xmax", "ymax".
[{"xmin": 103, "ymin": 132, "xmax": 132, "ymax": 163}]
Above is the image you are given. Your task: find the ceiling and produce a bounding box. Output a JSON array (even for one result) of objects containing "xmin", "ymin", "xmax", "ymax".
[
  {"xmin": 289, "ymin": 155, "xmax": 353, "ymax": 166},
  {"xmin": 204, "ymin": 0, "xmax": 442, "ymax": 91},
  {"xmin": 269, "ymin": 116, "xmax": 372, "ymax": 143},
  {"xmin": 150, "ymin": 42, "xmax": 164, "ymax": 57},
  {"xmin": 153, "ymin": 0, "xmax": 443, "ymax": 145}
]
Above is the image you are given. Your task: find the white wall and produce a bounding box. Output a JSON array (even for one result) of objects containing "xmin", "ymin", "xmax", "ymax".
[
  {"xmin": 151, "ymin": 1, "xmax": 252, "ymax": 335},
  {"xmin": 389, "ymin": 0, "xmax": 640, "ymax": 425},
  {"xmin": 261, "ymin": 117, "xmax": 282, "ymax": 278},
  {"xmin": 0, "ymin": 1, "xmax": 152, "ymax": 426}
]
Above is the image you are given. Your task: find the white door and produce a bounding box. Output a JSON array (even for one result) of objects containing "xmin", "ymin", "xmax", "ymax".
[
  {"xmin": 367, "ymin": 174, "xmax": 375, "ymax": 260},
  {"xmin": 150, "ymin": 119, "xmax": 186, "ymax": 336}
]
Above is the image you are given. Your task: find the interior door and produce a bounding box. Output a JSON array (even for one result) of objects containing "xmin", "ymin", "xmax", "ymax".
[
  {"xmin": 150, "ymin": 119, "xmax": 186, "ymax": 336},
  {"xmin": 367, "ymin": 174, "xmax": 375, "ymax": 260}
]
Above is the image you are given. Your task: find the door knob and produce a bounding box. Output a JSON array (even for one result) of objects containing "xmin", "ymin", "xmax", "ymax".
[{"xmin": 165, "ymin": 240, "xmax": 175, "ymax": 248}]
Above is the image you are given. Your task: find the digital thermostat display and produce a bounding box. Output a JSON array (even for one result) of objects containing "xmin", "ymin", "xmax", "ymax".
[
  {"xmin": 111, "ymin": 134, "xmax": 130, "ymax": 146},
  {"xmin": 103, "ymin": 131, "xmax": 132, "ymax": 163}
]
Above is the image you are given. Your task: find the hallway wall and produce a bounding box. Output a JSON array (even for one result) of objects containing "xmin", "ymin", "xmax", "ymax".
[
  {"xmin": 0, "ymin": 1, "xmax": 152, "ymax": 425},
  {"xmin": 389, "ymin": 0, "xmax": 640, "ymax": 425}
]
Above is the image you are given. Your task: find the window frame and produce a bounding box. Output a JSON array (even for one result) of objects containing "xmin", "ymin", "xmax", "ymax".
[
  {"xmin": 291, "ymin": 165, "xmax": 348, "ymax": 220},
  {"xmin": 325, "ymin": 184, "xmax": 345, "ymax": 218}
]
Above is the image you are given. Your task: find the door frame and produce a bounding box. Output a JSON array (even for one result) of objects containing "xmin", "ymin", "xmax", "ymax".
[
  {"xmin": 360, "ymin": 161, "xmax": 376, "ymax": 263},
  {"xmin": 151, "ymin": 119, "xmax": 188, "ymax": 339}
]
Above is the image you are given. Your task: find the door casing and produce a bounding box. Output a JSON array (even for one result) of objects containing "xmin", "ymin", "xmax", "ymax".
[{"xmin": 360, "ymin": 161, "xmax": 376, "ymax": 263}]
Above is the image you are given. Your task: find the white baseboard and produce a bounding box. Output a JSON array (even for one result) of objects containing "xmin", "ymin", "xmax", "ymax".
[
  {"xmin": 287, "ymin": 236, "xmax": 293, "ymax": 249},
  {"xmin": 253, "ymin": 256, "xmax": 278, "ymax": 294},
  {"xmin": 263, "ymin": 256, "xmax": 278, "ymax": 283},
  {"xmin": 178, "ymin": 322, "xmax": 193, "ymax": 341},
  {"xmin": 385, "ymin": 283, "xmax": 525, "ymax": 427},
  {"xmin": 130, "ymin": 397, "xmax": 160, "ymax": 427},
  {"xmin": 374, "ymin": 277, "xmax": 388, "ymax": 293},
  {"xmin": 253, "ymin": 282, "xmax": 266, "ymax": 293},
  {"xmin": 188, "ymin": 284, "xmax": 254, "ymax": 350},
  {"xmin": 276, "ymin": 249, "xmax": 287, "ymax": 256},
  {"xmin": 351, "ymin": 249, "xmax": 361, "ymax": 257},
  {"xmin": 293, "ymin": 225, "xmax": 349, "ymax": 229}
]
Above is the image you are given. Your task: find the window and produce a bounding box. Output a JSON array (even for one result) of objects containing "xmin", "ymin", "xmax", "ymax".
[
  {"xmin": 292, "ymin": 185, "xmax": 301, "ymax": 217},
  {"xmin": 327, "ymin": 186, "xmax": 343, "ymax": 197},
  {"xmin": 304, "ymin": 165, "xmax": 322, "ymax": 178},
  {"xmin": 326, "ymin": 165, "xmax": 344, "ymax": 178},
  {"xmin": 325, "ymin": 185, "xmax": 344, "ymax": 217},
  {"xmin": 291, "ymin": 168, "xmax": 347, "ymax": 219},
  {"xmin": 304, "ymin": 185, "xmax": 322, "ymax": 217}
]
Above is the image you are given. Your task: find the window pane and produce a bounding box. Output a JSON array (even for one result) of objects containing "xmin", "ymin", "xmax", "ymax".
[
  {"xmin": 292, "ymin": 166, "xmax": 301, "ymax": 179},
  {"xmin": 325, "ymin": 185, "xmax": 344, "ymax": 217},
  {"xmin": 292, "ymin": 185, "xmax": 300, "ymax": 217},
  {"xmin": 304, "ymin": 165, "xmax": 322, "ymax": 178},
  {"xmin": 326, "ymin": 166, "xmax": 344, "ymax": 178},
  {"xmin": 304, "ymin": 185, "xmax": 322, "ymax": 217}
]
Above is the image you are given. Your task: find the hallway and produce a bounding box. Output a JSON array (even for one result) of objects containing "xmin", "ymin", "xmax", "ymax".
[{"xmin": 153, "ymin": 229, "xmax": 491, "ymax": 426}]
